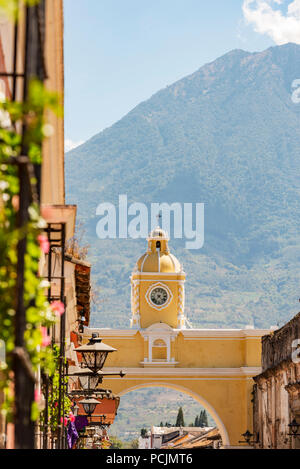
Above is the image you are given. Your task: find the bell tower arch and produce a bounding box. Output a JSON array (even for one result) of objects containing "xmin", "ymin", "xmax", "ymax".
[{"xmin": 130, "ymin": 227, "xmax": 187, "ymax": 330}]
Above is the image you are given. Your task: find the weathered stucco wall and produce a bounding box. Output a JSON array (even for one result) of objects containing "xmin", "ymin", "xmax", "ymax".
[
  {"xmin": 254, "ymin": 312, "xmax": 300, "ymax": 449},
  {"xmin": 261, "ymin": 312, "xmax": 300, "ymax": 371}
]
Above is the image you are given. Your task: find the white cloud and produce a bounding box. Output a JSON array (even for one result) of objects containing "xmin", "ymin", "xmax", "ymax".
[
  {"xmin": 65, "ymin": 138, "xmax": 84, "ymax": 153},
  {"xmin": 242, "ymin": 0, "xmax": 300, "ymax": 44}
]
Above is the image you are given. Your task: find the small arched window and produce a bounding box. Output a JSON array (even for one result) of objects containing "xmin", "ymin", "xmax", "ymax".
[
  {"xmin": 153, "ymin": 339, "xmax": 166, "ymax": 347},
  {"xmin": 152, "ymin": 338, "xmax": 167, "ymax": 361}
]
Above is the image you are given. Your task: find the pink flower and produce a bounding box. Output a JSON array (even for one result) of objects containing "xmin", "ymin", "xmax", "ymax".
[
  {"xmin": 41, "ymin": 327, "xmax": 51, "ymax": 347},
  {"xmin": 38, "ymin": 234, "xmax": 50, "ymax": 254},
  {"xmin": 54, "ymin": 402, "xmax": 58, "ymax": 408},
  {"xmin": 34, "ymin": 389, "xmax": 41, "ymax": 403},
  {"xmin": 69, "ymin": 412, "xmax": 75, "ymax": 423},
  {"xmin": 50, "ymin": 301, "xmax": 65, "ymax": 317},
  {"xmin": 61, "ymin": 417, "xmax": 68, "ymax": 427}
]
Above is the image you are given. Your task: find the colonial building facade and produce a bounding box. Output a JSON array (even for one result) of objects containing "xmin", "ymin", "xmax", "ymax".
[
  {"xmin": 0, "ymin": 1, "xmax": 91, "ymax": 449},
  {"xmin": 86, "ymin": 227, "xmax": 272, "ymax": 448},
  {"xmin": 253, "ymin": 312, "xmax": 300, "ymax": 449}
]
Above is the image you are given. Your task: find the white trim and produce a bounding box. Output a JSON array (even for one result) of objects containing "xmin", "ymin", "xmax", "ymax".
[
  {"xmin": 184, "ymin": 336, "xmax": 261, "ymax": 342},
  {"xmin": 145, "ymin": 282, "xmax": 173, "ymax": 311},
  {"xmin": 105, "ymin": 376, "xmax": 254, "ymax": 381},
  {"xmin": 140, "ymin": 254, "xmax": 149, "ymax": 272},
  {"xmin": 86, "ymin": 327, "xmax": 271, "ymax": 339},
  {"xmin": 134, "ymin": 279, "xmax": 185, "ymax": 282},
  {"xmin": 132, "ymin": 272, "xmax": 186, "ymax": 277},
  {"xmin": 131, "ymin": 279, "xmax": 140, "ymax": 285},
  {"xmin": 181, "ymin": 329, "xmax": 271, "ymax": 338},
  {"xmin": 140, "ymin": 323, "xmax": 179, "ymax": 363},
  {"xmin": 102, "ymin": 367, "xmax": 262, "ymax": 377},
  {"xmin": 140, "ymin": 361, "xmax": 179, "ymax": 367}
]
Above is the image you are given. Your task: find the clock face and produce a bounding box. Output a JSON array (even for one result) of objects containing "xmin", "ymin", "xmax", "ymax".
[{"xmin": 150, "ymin": 287, "xmax": 168, "ymax": 306}]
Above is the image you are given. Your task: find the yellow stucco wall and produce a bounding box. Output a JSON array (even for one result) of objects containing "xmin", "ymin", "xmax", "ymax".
[
  {"xmin": 85, "ymin": 326, "xmax": 268, "ymax": 448},
  {"xmin": 86, "ymin": 233, "xmax": 269, "ymax": 447},
  {"xmin": 88, "ymin": 330, "xmax": 263, "ymax": 369},
  {"xmin": 132, "ymin": 272, "xmax": 186, "ymax": 329}
]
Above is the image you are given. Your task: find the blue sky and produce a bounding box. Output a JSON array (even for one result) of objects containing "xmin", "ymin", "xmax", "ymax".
[{"xmin": 64, "ymin": 0, "xmax": 299, "ymax": 149}]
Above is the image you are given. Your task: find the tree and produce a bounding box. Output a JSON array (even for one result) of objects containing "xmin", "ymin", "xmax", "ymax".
[
  {"xmin": 199, "ymin": 410, "xmax": 204, "ymax": 427},
  {"xmin": 109, "ymin": 436, "xmax": 124, "ymax": 449},
  {"xmin": 129, "ymin": 438, "xmax": 139, "ymax": 449},
  {"xmin": 175, "ymin": 407, "xmax": 185, "ymax": 427},
  {"xmin": 197, "ymin": 410, "xmax": 209, "ymax": 427},
  {"xmin": 202, "ymin": 410, "xmax": 208, "ymax": 427},
  {"xmin": 141, "ymin": 428, "xmax": 148, "ymax": 438}
]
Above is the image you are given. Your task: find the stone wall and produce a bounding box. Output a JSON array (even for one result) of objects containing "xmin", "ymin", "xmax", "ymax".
[
  {"xmin": 261, "ymin": 312, "xmax": 300, "ymax": 371},
  {"xmin": 253, "ymin": 312, "xmax": 300, "ymax": 449}
]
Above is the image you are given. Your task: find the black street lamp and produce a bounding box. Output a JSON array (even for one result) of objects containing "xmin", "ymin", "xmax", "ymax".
[
  {"xmin": 288, "ymin": 418, "xmax": 300, "ymax": 438},
  {"xmin": 239, "ymin": 430, "xmax": 258, "ymax": 446},
  {"xmin": 68, "ymin": 367, "xmax": 126, "ymax": 394},
  {"xmin": 70, "ymin": 368, "xmax": 102, "ymax": 391},
  {"xmin": 79, "ymin": 397, "xmax": 100, "ymax": 417},
  {"xmin": 74, "ymin": 334, "xmax": 116, "ymax": 373}
]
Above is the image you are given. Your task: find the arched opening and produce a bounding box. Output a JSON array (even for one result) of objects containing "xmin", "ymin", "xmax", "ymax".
[
  {"xmin": 110, "ymin": 383, "xmax": 230, "ymax": 448},
  {"xmin": 152, "ymin": 339, "xmax": 167, "ymax": 361}
]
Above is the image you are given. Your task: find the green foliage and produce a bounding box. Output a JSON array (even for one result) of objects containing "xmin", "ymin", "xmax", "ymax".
[
  {"xmin": 201, "ymin": 410, "xmax": 208, "ymax": 427},
  {"xmin": 0, "ymin": 79, "xmax": 61, "ymax": 421},
  {"xmin": 109, "ymin": 435, "xmax": 124, "ymax": 449},
  {"xmin": 42, "ymin": 345, "xmax": 72, "ymax": 432},
  {"xmin": 128, "ymin": 438, "xmax": 139, "ymax": 449},
  {"xmin": 195, "ymin": 410, "xmax": 208, "ymax": 428},
  {"xmin": 175, "ymin": 406, "xmax": 185, "ymax": 427},
  {"xmin": 0, "ymin": 0, "xmax": 40, "ymax": 21}
]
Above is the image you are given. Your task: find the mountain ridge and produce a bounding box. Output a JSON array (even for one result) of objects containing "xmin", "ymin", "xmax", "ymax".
[{"xmin": 66, "ymin": 43, "xmax": 300, "ymax": 330}]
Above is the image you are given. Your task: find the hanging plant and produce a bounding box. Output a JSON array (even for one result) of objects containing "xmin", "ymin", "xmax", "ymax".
[
  {"xmin": 0, "ymin": 0, "xmax": 40, "ymax": 21},
  {"xmin": 0, "ymin": 79, "xmax": 62, "ymax": 421}
]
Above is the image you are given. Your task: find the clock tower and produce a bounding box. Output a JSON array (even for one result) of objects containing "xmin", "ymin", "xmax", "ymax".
[{"xmin": 130, "ymin": 227, "xmax": 187, "ymax": 329}]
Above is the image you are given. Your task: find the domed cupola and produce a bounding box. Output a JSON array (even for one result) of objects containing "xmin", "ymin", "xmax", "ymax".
[
  {"xmin": 136, "ymin": 227, "xmax": 182, "ymax": 274},
  {"xmin": 131, "ymin": 227, "xmax": 187, "ymax": 330}
]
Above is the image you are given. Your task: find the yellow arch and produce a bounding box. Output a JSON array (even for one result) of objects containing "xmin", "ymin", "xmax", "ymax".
[{"xmin": 117, "ymin": 381, "xmax": 230, "ymax": 447}]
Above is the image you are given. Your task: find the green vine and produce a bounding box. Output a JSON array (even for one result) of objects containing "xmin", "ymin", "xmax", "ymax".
[
  {"xmin": 41, "ymin": 345, "xmax": 72, "ymax": 432},
  {"xmin": 0, "ymin": 79, "xmax": 62, "ymax": 422},
  {"xmin": 0, "ymin": 0, "xmax": 40, "ymax": 20}
]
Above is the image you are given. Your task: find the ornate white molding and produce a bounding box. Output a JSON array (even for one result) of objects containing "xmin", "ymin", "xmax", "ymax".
[
  {"xmin": 145, "ymin": 282, "xmax": 173, "ymax": 311},
  {"xmin": 140, "ymin": 361, "xmax": 179, "ymax": 368},
  {"xmin": 132, "ymin": 272, "xmax": 186, "ymax": 277},
  {"xmin": 102, "ymin": 367, "xmax": 262, "ymax": 377},
  {"xmin": 86, "ymin": 327, "xmax": 271, "ymax": 339},
  {"xmin": 140, "ymin": 322, "xmax": 179, "ymax": 337},
  {"xmin": 140, "ymin": 323, "xmax": 180, "ymax": 363},
  {"xmin": 135, "ymin": 279, "xmax": 185, "ymax": 282},
  {"xmin": 181, "ymin": 329, "xmax": 272, "ymax": 339}
]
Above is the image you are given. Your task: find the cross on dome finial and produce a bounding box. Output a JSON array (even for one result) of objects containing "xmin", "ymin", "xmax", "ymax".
[{"xmin": 156, "ymin": 212, "xmax": 162, "ymax": 227}]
